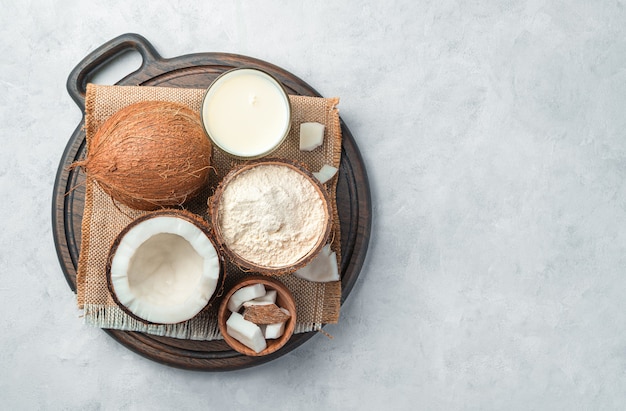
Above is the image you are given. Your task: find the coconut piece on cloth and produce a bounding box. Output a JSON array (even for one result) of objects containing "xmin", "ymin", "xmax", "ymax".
[{"xmin": 76, "ymin": 84, "xmax": 343, "ymax": 340}]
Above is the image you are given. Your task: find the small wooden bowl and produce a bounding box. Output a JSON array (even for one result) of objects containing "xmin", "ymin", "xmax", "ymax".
[
  {"xmin": 209, "ymin": 159, "xmax": 332, "ymax": 276},
  {"xmin": 218, "ymin": 276, "xmax": 297, "ymax": 356}
]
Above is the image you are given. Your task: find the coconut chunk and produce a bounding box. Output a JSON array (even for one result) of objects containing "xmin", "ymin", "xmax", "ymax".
[
  {"xmin": 227, "ymin": 283, "xmax": 266, "ymax": 312},
  {"xmin": 241, "ymin": 289, "xmax": 278, "ymax": 307},
  {"xmin": 313, "ymin": 165, "xmax": 338, "ymax": 184},
  {"xmin": 243, "ymin": 303, "xmax": 291, "ymax": 325},
  {"xmin": 242, "ymin": 300, "xmax": 273, "ymax": 308},
  {"xmin": 264, "ymin": 322, "xmax": 286, "ymax": 339},
  {"xmin": 226, "ymin": 312, "xmax": 267, "ymax": 353},
  {"xmin": 293, "ymin": 244, "xmax": 339, "ymax": 282},
  {"xmin": 299, "ymin": 122, "xmax": 325, "ymax": 151},
  {"xmin": 252, "ymin": 289, "xmax": 277, "ymax": 304}
]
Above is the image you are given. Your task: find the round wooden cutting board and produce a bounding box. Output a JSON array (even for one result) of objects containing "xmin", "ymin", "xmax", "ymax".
[{"xmin": 52, "ymin": 33, "xmax": 371, "ymax": 370}]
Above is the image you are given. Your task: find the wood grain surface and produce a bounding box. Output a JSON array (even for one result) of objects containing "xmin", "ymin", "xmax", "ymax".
[{"xmin": 52, "ymin": 33, "xmax": 371, "ymax": 371}]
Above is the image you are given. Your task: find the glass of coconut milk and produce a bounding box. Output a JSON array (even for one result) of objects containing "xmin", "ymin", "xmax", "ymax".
[{"xmin": 201, "ymin": 68, "xmax": 292, "ymax": 159}]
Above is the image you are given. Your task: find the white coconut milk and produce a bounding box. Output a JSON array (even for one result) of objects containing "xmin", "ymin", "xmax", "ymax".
[{"xmin": 202, "ymin": 69, "xmax": 291, "ymax": 158}]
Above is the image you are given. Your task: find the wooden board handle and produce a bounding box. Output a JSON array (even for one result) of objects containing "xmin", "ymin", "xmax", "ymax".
[{"xmin": 66, "ymin": 33, "xmax": 161, "ymax": 109}]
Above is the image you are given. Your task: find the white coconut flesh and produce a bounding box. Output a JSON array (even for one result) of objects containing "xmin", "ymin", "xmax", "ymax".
[{"xmin": 109, "ymin": 216, "xmax": 221, "ymax": 324}]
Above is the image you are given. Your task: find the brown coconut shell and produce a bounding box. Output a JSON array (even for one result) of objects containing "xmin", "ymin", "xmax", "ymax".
[
  {"xmin": 243, "ymin": 303, "xmax": 291, "ymax": 325},
  {"xmin": 208, "ymin": 158, "xmax": 332, "ymax": 276},
  {"xmin": 218, "ymin": 276, "xmax": 297, "ymax": 356},
  {"xmin": 73, "ymin": 101, "xmax": 212, "ymax": 211},
  {"xmin": 106, "ymin": 209, "xmax": 225, "ymax": 325}
]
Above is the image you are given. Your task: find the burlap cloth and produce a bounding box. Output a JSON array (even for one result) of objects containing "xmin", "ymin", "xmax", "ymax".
[{"xmin": 76, "ymin": 84, "xmax": 342, "ymax": 340}]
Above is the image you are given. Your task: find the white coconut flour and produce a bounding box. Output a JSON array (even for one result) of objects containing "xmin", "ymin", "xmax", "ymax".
[{"xmin": 218, "ymin": 164, "xmax": 327, "ymax": 267}]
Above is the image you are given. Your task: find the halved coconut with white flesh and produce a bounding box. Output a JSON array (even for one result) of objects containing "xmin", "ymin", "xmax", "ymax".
[{"xmin": 107, "ymin": 209, "xmax": 224, "ymax": 325}]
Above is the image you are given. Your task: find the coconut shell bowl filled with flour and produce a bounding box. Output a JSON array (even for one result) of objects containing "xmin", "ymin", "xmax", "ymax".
[{"xmin": 209, "ymin": 159, "xmax": 332, "ymax": 276}]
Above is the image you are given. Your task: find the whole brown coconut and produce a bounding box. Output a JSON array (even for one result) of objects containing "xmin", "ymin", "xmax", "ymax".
[{"xmin": 73, "ymin": 101, "xmax": 212, "ymax": 210}]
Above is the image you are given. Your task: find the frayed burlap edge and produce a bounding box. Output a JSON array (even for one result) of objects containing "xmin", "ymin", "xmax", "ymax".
[{"xmin": 83, "ymin": 304, "xmax": 222, "ymax": 340}]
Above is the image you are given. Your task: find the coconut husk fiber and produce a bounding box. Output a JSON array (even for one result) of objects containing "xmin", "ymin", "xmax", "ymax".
[{"xmin": 76, "ymin": 84, "xmax": 342, "ymax": 340}]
